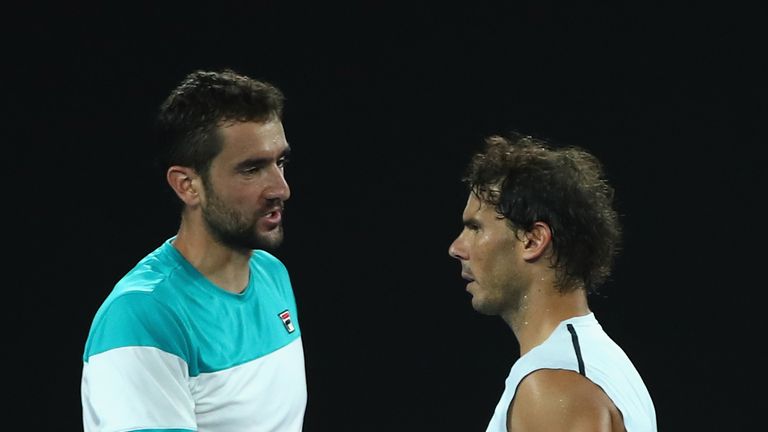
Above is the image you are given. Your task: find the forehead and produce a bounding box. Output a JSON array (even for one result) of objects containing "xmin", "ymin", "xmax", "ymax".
[
  {"xmin": 463, "ymin": 192, "xmax": 496, "ymax": 218},
  {"xmin": 217, "ymin": 120, "xmax": 288, "ymax": 157}
]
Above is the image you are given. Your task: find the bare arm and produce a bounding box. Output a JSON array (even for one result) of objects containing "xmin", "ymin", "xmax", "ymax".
[{"xmin": 507, "ymin": 369, "xmax": 625, "ymax": 432}]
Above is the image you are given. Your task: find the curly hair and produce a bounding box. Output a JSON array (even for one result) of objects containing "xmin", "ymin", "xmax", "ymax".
[
  {"xmin": 155, "ymin": 69, "xmax": 285, "ymax": 179},
  {"xmin": 463, "ymin": 132, "xmax": 622, "ymax": 293}
]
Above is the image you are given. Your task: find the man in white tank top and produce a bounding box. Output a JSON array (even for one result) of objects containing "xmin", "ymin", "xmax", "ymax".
[{"xmin": 448, "ymin": 132, "xmax": 657, "ymax": 431}]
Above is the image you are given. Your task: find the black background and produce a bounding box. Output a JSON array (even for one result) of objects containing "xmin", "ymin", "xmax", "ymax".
[{"xmin": 6, "ymin": 2, "xmax": 766, "ymax": 430}]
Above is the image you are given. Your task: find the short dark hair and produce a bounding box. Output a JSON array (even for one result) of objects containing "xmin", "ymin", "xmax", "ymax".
[
  {"xmin": 155, "ymin": 69, "xmax": 285, "ymax": 179},
  {"xmin": 463, "ymin": 132, "xmax": 622, "ymax": 293}
]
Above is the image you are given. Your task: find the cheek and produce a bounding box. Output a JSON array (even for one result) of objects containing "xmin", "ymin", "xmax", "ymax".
[
  {"xmin": 470, "ymin": 238, "xmax": 495, "ymax": 279},
  {"xmin": 473, "ymin": 235, "xmax": 514, "ymax": 281},
  {"xmin": 225, "ymin": 184, "xmax": 260, "ymax": 204}
]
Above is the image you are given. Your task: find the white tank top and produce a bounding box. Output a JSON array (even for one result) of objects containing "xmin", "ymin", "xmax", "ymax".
[{"xmin": 485, "ymin": 313, "xmax": 657, "ymax": 432}]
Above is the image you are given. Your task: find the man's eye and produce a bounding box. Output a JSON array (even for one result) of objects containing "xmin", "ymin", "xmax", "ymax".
[{"xmin": 278, "ymin": 157, "xmax": 290, "ymax": 168}]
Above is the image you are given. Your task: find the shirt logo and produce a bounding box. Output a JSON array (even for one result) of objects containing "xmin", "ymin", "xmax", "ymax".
[{"xmin": 278, "ymin": 310, "xmax": 295, "ymax": 333}]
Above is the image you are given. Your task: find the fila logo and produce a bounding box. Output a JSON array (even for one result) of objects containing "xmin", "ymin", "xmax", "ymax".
[{"xmin": 278, "ymin": 310, "xmax": 295, "ymax": 334}]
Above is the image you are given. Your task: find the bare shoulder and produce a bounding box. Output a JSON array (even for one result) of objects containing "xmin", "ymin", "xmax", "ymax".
[{"xmin": 508, "ymin": 368, "xmax": 625, "ymax": 432}]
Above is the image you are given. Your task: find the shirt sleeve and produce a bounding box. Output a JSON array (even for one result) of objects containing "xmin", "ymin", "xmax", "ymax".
[{"xmin": 81, "ymin": 293, "xmax": 197, "ymax": 432}]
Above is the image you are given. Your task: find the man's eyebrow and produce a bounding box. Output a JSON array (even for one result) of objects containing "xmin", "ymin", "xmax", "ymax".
[
  {"xmin": 462, "ymin": 216, "xmax": 479, "ymax": 227},
  {"xmin": 234, "ymin": 157, "xmax": 269, "ymax": 170},
  {"xmin": 234, "ymin": 147, "xmax": 291, "ymax": 170}
]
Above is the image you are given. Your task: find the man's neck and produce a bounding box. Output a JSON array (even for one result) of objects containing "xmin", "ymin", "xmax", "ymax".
[{"xmin": 172, "ymin": 222, "xmax": 252, "ymax": 294}]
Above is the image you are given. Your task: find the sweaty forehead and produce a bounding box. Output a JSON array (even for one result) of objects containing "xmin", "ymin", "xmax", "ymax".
[{"xmin": 463, "ymin": 193, "xmax": 495, "ymax": 217}]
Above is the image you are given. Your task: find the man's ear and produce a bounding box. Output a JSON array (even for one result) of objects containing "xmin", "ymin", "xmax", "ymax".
[
  {"xmin": 166, "ymin": 166, "xmax": 201, "ymax": 206},
  {"xmin": 520, "ymin": 221, "xmax": 553, "ymax": 262}
]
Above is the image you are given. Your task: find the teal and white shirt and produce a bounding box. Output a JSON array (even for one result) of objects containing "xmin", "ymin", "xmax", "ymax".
[{"xmin": 82, "ymin": 238, "xmax": 306, "ymax": 432}]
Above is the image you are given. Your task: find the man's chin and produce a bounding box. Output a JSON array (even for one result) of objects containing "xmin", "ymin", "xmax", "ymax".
[
  {"xmin": 471, "ymin": 296, "xmax": 500, "ymax": 316},
  {"xmin": 254, "ymin": 229, "xmax": 284, "ymax": 251},
  {"xmin": 214, "ymin": 229, "xmax": 283, "ymax": 252}
]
